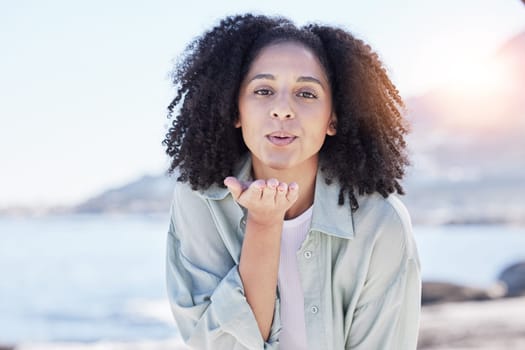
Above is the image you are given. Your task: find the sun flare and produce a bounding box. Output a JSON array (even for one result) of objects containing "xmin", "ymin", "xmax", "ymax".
[
  {"xmin": 445, "ymin": 58, "xmax": 510, "ymax": 97},
  {"xmin": 423, "ymin": 51, "xmax": 516, "ymax": 130}
]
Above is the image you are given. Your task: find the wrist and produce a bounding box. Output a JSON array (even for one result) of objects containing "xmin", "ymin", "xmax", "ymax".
[{"xmin": 246, "ymin": 212, "xmax": 284, "ymax": 229}]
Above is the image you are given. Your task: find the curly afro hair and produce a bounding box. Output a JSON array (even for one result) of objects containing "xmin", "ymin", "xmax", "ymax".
[{"xmin": 163, "ymin": 14, "xmax": 409, "ymax": 211}]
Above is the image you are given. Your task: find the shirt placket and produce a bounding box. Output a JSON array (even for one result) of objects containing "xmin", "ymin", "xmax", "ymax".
[{"xmin": 297, "ymin": 230, "xmax": 326, "ymax": 350}]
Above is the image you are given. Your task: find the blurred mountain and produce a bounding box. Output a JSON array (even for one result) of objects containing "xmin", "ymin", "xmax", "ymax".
[
  {"xmin": 402, "ymin": 30, "xmax": 525, "ymax": 224},
  {"xmin": 42, "ymin": 30, "xmax": 525, "ymax": 225},
  {"xmin": 72, "ymin": 174, "xmax": 176, "ymax": 214}
]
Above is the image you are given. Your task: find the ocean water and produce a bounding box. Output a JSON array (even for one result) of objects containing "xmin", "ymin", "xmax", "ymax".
[
  {"xmin": 413, "ymin": 224, "xmax": 525, "ymax": 287},
  {"xmin": 0, "ymin": 215, "xmax": 524, "ymax": 344},
  {"xmin": 0, "ymin": 215, "xmax": 175, "ymax": 344}
]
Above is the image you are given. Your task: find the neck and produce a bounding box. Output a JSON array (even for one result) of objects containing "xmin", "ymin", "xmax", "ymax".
[{"xmin": 251, "ymin": 157, "xmax": 318, "ymax": 220}]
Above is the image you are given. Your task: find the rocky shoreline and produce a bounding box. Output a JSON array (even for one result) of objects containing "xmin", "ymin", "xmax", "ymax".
[
  {"xmin": 419, "ymin": 295, "xmax": 525, "ymax": 349},
  {"xmin": 419, "ymin": 261, "xmax": 525, "ymax": 349}
]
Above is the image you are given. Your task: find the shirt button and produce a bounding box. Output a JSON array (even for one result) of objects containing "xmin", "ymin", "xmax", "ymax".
[
  {"xmin": 304, "ymin": 250, "xmax": 312, "ymax": 259},
  {"xmin": 311, "ymin": 306, "xmax": 319, "ymax": 314}
]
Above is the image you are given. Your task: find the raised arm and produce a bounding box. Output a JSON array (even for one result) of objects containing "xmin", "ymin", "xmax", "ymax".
[
  {"xmin": 166, "ymin": 181, "xmax": 283, "ymax": 349},
  {"xmin": 224, "ymin": 177, "xmax": 299, "ymax": 340},
  {"xmin": 166, "ymin": 179, "xmax": 296, "ymax": 349}
]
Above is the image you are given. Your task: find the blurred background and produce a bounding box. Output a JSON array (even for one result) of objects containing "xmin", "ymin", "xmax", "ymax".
[{"xmin": 1, "ymin": 0, "xmax": 524, "ymax": 349}]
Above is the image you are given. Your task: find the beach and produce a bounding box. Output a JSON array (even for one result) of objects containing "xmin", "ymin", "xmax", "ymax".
[{"xmin": 418, "ymin": 296, "xmax": 525, "ymax": 349}]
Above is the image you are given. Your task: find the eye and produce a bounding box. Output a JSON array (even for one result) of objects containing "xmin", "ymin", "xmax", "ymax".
[
  {"xmin": 254, "ymin": 88, "xmax": 273, "ymax": 96},
  {"xmin": 297, "ymin": 91, "xmax": 317, "ymax": 99}
]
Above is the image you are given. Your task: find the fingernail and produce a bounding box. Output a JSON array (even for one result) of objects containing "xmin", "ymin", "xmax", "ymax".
[{"xmin": 254, "ymin": 179, "xmax": 266, "ymax": 189}]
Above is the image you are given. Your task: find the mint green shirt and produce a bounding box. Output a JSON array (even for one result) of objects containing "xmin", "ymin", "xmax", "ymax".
[{"xmin": 166, "ymin": 156, "xmax": 421, "ymax": 349}]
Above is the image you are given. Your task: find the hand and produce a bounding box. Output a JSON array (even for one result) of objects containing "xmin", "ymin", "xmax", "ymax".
[{"xmin": 224, "ymin": 177, "xmax": 299, "ymax": 225}]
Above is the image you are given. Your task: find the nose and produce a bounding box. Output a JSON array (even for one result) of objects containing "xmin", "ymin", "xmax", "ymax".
[
  {"xmin": 270, "ymin": 95, "xmax": 294, "ymax": 120},
  {"xmin": 272, "ymin": 111, "xmax": 293, "ymax": 119}
]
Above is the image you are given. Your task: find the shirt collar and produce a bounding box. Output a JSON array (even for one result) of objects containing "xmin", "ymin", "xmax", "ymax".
[
  {"xmin": 200, "ymin": 155, "xmax": 355, "ymax": 240},
  {"xmin": 310, "ymin": 169, "xmax": 355, "ymax": 240}
]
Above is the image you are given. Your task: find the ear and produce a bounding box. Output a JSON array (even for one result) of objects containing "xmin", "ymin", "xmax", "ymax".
[
  {"xmin": 326, "ymin": 113, "xmax": 337, "ymax": 136},
  {"xmin": 234, "ymin": 119, "xmax": 241, "ymax": 128}
]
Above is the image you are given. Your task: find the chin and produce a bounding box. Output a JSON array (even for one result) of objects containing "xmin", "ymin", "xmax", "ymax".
[
  {"xmin": 254, "ymin": 152, "xmax": 318, "ymax": 172},
  {"xmin": 258, "ymin": 155, "xmax": 296, "ymax": 171},
  {"xmin": 266, "ymin": 160, "xmax": 294, "ymax": 170}
]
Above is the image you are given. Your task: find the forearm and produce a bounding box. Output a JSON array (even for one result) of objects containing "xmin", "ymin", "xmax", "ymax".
[
  {"xmin": 239, "ymin": 215, "xmax": 283, "ymax": 341},
  {"xmin": 224, "ymin": 176, "xmax": 298, "ymax": 341}
]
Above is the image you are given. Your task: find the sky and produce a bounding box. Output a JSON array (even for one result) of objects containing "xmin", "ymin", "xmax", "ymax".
[{"xmin": 1, "ymin": 0, "xmax": 524, "ymax": 208}]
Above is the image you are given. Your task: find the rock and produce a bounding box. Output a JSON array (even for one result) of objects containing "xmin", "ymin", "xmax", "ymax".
[
  {"xmin": 0, "ymin": 345, "xmax": 16, "ymax": 350},
  {"xmin": 498, "ymin": 261, "xmax": 525, "ymax": 297},
  {"xmin": 422, "ymin": 281, "xmax": 506, "ymax": 305}
]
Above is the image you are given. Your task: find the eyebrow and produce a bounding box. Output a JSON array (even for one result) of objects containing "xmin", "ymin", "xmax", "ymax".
[{"xmin": 248, "ymin": 73, "xmax": 325, "ymax": 87}]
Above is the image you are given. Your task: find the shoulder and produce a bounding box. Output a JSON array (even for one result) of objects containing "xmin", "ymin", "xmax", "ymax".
[
  {"xmin": 170, "ymin": 171, "xmax": 226, "ymax": 206},
  {"xmin": 354, "ymin": 192, "xmax": 412, "ymax": 234},
  {"xmin": 170, "ymin": 177, "xmax": 206, "ymax": 209},
  {"xmin": 169, "ymin": 177, "xmax": 216, "ymax": 236},
  {"xmin": 355, "ymin": 192, "xmax": 410, "ymax": 224},
  {"xmin": 171, "ymin": 154, "xmax": 250, "ymax": 203},
  {"xmin": 353, "ymin": 192, "xmax": 418, "ymax": 262}
]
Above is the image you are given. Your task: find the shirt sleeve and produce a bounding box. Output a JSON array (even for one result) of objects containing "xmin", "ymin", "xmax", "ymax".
[
  {"xmin": 345, "ymin": 199, "xmax": 422, "ymax": 350},
  {"xmin": 166, "ymin": 182, "xmax": 281, "ymax": 349}
]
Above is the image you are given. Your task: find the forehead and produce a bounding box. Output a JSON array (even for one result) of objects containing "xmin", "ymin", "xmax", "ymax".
[{"xmin": 246, "ymin": 42, "xmax": 328, "ymax": 79}]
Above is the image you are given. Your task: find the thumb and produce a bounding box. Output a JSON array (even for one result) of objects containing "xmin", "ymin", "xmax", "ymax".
[{"xmin": 224, "ymin": 176, "xmax": 243, "ymax": 200}]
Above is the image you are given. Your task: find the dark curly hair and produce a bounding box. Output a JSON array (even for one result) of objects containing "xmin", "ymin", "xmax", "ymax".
[{"xmin": 163, "ymin": 14, "xmax": 409, "ymax": 211}]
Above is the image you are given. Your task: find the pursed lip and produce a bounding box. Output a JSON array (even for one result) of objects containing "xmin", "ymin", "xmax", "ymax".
[{"xmin": 265, "ymin": 131, "xmax": 297, "ymax": 146}]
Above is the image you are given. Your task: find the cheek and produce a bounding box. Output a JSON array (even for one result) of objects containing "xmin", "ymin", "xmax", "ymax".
[
  {"xmin": 238, "ymin": 101, "xmax": 266, "ymax": 131},
  {"xmin": 238, "ymin": 116, "xmax": 258, "ymax": 146},
  {"xmin": 236, "ymin": 101, "xmax": 250, "ymax": 128},
  {"xmin": 237, "ymin": 101, "xmax": 257, "ymax": 126}
]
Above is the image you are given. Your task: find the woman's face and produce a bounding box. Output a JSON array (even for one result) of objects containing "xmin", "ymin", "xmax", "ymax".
[{"xmin": 237, "ymin": 41, "xmax": 336, "ymax": 175}]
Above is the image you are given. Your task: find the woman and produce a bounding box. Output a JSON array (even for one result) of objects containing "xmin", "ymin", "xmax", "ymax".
[{"xmin": 164, "ymin": 14, "xmax": 421, "ymax": 349}]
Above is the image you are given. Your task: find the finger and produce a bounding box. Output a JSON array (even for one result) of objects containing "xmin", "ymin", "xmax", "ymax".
[
  {"xmin": 261, "ymin": 178, "xmax": 278, "ymax": 203},
  {"xmin": 244, "ymin": 179, "xmax": 265, "ymax": 202},
  {"xmin": 224, "ymin": 176, "xmax": 243, "ymax": 200},
  {"xmin": 275, "ymin": 181, "xmax": 288, "ymax": 206},
  {"xmin": 286, "ymin": 182, "xmax": 300, "ymax": 204},
  {"xmin": 277, "ymin": 181, "xmax": 288, "ymax": 193}
]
